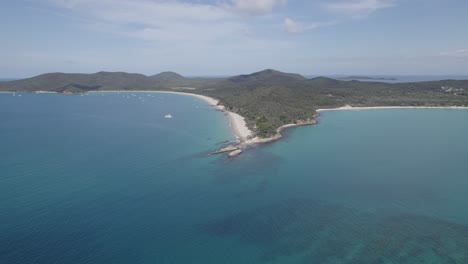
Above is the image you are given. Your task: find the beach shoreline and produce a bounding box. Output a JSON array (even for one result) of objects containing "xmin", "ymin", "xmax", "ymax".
[
  {"xmin": 157, "ymin": 93, "xmax": 318, "ymax": 155},
  {"xmin": 238, "ymin": 119, "xmax": 317, "ymax": 147},
  {"xmin": 316, "ymin": 105, "xmax": 468, "ymax": 112},
  {"xmin": 121, "ymin": 91, "xmax": 299, "ymax": 155},
  {"xmin": 153, "ymin": 91, "xmax": 253, "ymax": 142},
  {"xmin": 238, "ymin": 105, "xmax": 468, "ymax": 151},
  {"xmin": 36, "ymin": 90, "xmax": 468, "ymax": 156}
]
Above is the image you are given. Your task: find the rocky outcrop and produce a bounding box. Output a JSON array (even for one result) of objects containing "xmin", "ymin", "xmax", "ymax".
[
  {"xmin": 211, "ymin": 117, "xmax": 318, "ymax": 157},
  {"xmin": 211, "ymin": 145, "xmax": 239, "ymax": 155},
  {"xmin": 228, "ymin": 150, "xmax": 243, "ymax": 157}
]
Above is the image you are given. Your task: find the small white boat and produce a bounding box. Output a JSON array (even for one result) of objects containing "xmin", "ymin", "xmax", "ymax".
[{"xmin": 164, "ymin": 114, "xmax": 173, "ymax": 119}]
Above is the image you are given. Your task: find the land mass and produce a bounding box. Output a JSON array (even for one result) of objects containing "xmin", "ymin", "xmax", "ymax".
[
  {"xmin": 339, "ymin": 76, "xmax": 398, "ymax": 81},
  {"xmin": 1, "ymin": 69, "xmax": 468, "ymax": 145}
]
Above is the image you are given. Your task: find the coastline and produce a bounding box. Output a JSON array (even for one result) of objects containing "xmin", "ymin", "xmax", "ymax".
[
  {"xmin": 238, "ymin": 105, "xmax": 468, "ymax": 152},
  {"xmin": 316, "ymin": 105, "xmax": 468, "ymax": 112},
  {"xmin": 136, "ymin": 91, "xmax": 303, "ymax": 155},
  {"xmin": 19, "ymin": 90, "xmax": 468, "ymax": 156},
  {"xmin": 35, "ymin": 91, "xmax": 59, "ymax": 94},
  {"xmin": 153, "ymin": 91, "xmax": 253, "ymax": 141},
  {"xmin": 238, "ymin": 119, "xmax": 317, "ymax": 147},
  {"xmin": 86, "ymin": 92, "xmax": 468, "ymax": 156}
]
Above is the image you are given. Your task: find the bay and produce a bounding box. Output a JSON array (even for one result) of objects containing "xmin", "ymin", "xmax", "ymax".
[{"xmin": 1, "ymin": 93, "xmax": 468, "ymax": 263}]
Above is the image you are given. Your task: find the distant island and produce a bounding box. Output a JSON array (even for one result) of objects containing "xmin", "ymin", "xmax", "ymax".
[
  {"xmin": 1, "ymin": 69, "xmax": 467, "ymax": 153},
  {"xmin": 339, "ymin": 76, "xmax": 398, "ymax": 81},
  {"xmin": 0, "ymin": 78, "xmax": 17, "ymax": 82}
]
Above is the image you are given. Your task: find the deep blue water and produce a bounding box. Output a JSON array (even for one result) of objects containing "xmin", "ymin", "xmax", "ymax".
[{"xmin": 1, "ymin": 92, "xmax": 468, "ymax": 263}]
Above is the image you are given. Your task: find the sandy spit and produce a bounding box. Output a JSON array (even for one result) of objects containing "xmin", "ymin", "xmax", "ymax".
[{"xmin": 317, "ymin": 105, "xmax": 468, "ymax": 112}]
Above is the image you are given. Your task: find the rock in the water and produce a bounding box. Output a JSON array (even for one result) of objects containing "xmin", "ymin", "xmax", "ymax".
[
  {"xmin": 212, "ymin": 145, "xmax": 238, "ymax": 155},
  {"xmin": 228, "ymin": 150, "xmax": 242, "ymax": 157}
]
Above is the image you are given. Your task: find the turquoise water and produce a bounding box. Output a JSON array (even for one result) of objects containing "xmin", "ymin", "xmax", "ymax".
[{"xmin": 1, "ymin": 93, "xmax": 468, "ymax": 263}]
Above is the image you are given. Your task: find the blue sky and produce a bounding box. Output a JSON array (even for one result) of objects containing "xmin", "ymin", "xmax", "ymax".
[{"xmin": 1, "ymin": 0, "xmax": 468, "ymax": 77}]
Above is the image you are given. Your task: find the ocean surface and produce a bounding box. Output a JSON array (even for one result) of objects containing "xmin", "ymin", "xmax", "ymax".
[{"xmin": 1, "ymin": 92, "xmax": 468, "ymax": 263}]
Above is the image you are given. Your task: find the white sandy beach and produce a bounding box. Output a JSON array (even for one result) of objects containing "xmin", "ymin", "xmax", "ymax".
[
  {"xmin": 239, "ymin": 122, "xmax": 316, "ymax": 147},
  {"xmin": 153, "ymin": 91, "xmax": 219, "ymax": 107},
  {"xmin": 153, "ymin": 91, "xmax": 252, "ymax": 141},
  {"xmin": 317, "ymin": 105, "xmax": 468, "ymax": 112},
  {"xmin": 35, "ymin": 91, "xmax": 59, "ymax": 94}
]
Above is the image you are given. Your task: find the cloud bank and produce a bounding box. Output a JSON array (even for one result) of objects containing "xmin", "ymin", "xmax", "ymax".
[
  {"xmin": 228, "ymin": 0, "xmax": 287, "ymax": 15},
  {"xmin": 283, "ymin": 18, "xmax": 304, "ymax": 34},
  {"xmin": 324, "ymin": 0, "xmax": 395, "ymax": 18}
]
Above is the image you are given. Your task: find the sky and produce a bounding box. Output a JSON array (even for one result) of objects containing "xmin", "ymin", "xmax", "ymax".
[{"xmin": 1, "ymin": 0, "xmax": 468, "ymax": 78}]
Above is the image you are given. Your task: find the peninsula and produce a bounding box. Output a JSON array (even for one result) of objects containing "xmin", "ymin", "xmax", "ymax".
[{"xmin": 1, "ymin": 69, "xmax": 468, "ymax": 155}]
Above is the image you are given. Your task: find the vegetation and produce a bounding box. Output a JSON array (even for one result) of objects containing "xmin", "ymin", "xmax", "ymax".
[{"xmin": 1, "ymin": 69, "xmax": 467, "ymax": 137}]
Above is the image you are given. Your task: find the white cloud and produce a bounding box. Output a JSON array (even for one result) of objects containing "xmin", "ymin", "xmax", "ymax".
[
  {"xmin": 324, "ymin": 0, "xmax": 395, "ymax": 18},
  {"xmin": 283, "ymin": 18, "xmax": 338, "ymax": 34},
  {"xmin": 306, "ymin": 21, "xmax": 339, "ymax": 30},
  {"xmin": 227, "ymin": 0, "xmax": 287, "ymax": 15},
  {"xmin": 50, "ymin": 0, "xmax": 235, "ymax": 24},
  {"xmin": 48, "ymin": 0, "xmax": 248, "ymax": 43},
  {"xmin": 439, "ymin": 49, "xmax": 468, "ymax": 57},
  {"xmin": 42, "ymin": 0, "xmax": 295, "ymax": 75},
  {"xmin": 283, "ymin": 18, "xmax": 304, "ymax": 34}
]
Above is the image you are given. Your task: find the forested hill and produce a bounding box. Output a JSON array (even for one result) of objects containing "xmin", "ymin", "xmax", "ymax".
[
  {"xmin": 228, "ymin": 69, "xmax": 306, "ymax": 83},
  {"xmin": 0, "ymin": 71, "xmax": 185, "ymax": 93},
  {"xmin": 1, "ymin": 69, "xmax": 467, "ymax": 137}
]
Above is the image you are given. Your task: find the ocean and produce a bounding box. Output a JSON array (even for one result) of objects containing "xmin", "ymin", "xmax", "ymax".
[{"xmin": 1, "ymin": 92, "xmax": 468, "ymax": 263}]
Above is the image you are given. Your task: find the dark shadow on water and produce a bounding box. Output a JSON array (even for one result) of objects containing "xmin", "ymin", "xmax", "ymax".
[
  {"xmin": 202, "ymin": 199, "xmax": 468, "ymax": 263},
  {"xmin": 214, "ymin": 139, "xmax": 235, "ymax": 146},
  {"xmin": 209, "ymin": 147, "xmax": 284, "ymax": 197}
]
